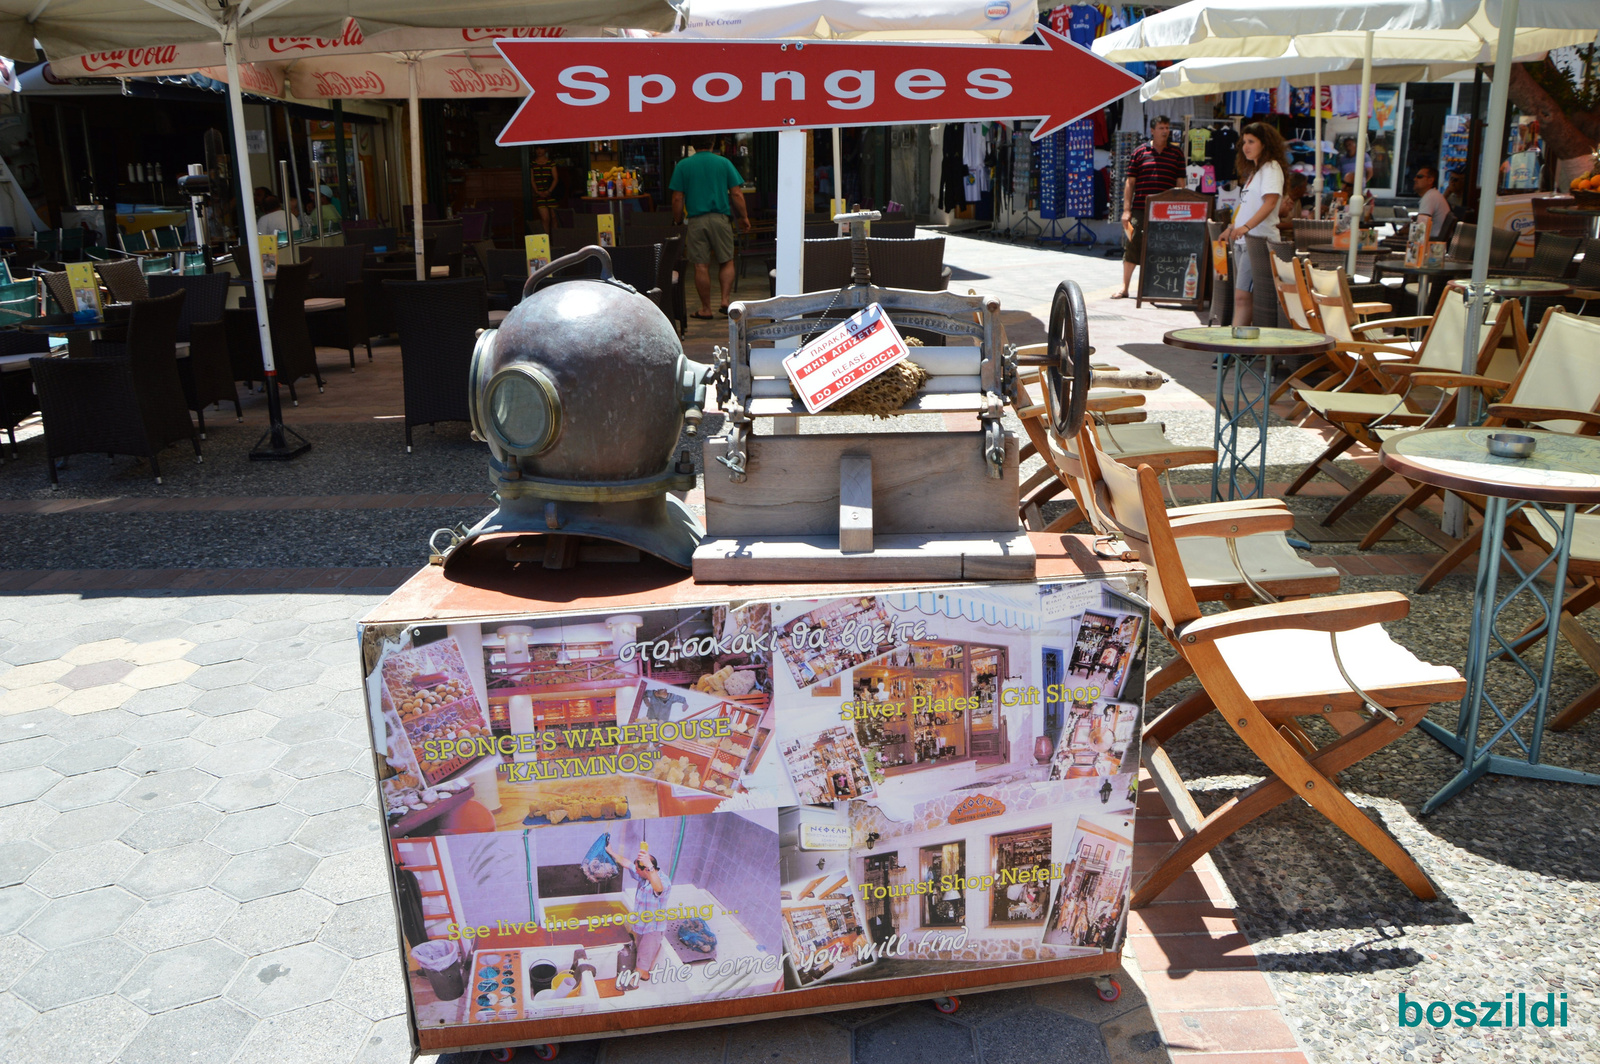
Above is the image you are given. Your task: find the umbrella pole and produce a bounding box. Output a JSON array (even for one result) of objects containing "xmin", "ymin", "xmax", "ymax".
[
  {"xmin": 1346, "ymin": 31, "xmax": 1373, "ymax": 277},
  {"xmin": 832, "ymin": 126, "xmax": 843, "ymax": 227},
  {"xmin": 409, "ymin": 59, "xmax": 426, "ymax": 281},
  {"xmin": 225, "ymin": 29, "xmax": 307, "ymax": 461},
  {"xmin": 773, "ymin": 127, "xmax": 806, "ymax": 437},
  {"xmin": 1313, "ymin": 73, "xmax": 1323, "ymax": 219}
]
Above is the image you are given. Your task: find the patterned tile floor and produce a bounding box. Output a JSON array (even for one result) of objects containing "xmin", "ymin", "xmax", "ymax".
[{"xmin": 0, "ymin": 233, "xmax": 1428, "ymax": 1063}]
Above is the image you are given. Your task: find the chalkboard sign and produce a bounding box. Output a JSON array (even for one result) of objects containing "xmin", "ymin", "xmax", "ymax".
[{"xmin": 1137, "ymin": 191, "xmax": 1214, "ymax": 309}]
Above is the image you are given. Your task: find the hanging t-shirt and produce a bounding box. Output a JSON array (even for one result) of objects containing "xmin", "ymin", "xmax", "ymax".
[
  {"xmin": 1234, "ymin": 160, "xmax": 1285, "ymax": 240},
  {"xmin": 1067, "ymin": 5, "xmax": 1103, "ymax": 46},
  {"xmin": 1185, "ymin": 128, "xmax": 1211, "ymax": 162},
  {"xmin": 1210, "ymin": 126, "xmax": 1239, "ymax": 182},
  {"xmin": 1047, "ymin": 5, "xmax": 1071, "ymax": 36}
]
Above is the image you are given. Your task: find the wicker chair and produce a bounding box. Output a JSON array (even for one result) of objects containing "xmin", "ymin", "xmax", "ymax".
[
  {"xmin": 346, "ymin": 226, "xmax": 398, "ymax": 251},
  {"xmin": 657, "ymin": 234, "xmax": 685, "ymax": 335},
  {"xmin": 607, "ymin": 243, "xmax": 665, "ymax": 316},
  {"xmin": 386, "ymin": 278, "xmax": 488, "ymax": 451},
  {"xmin": 868, "ymin": 236, "xmax": 949, "ymax": 291},
  {"xmin": 361, "ymin": 264, "xmax": 415, "ymax": 342},
  {"xmin": 423, "ymin": 223, "xmax": 464, "ymax": 278},
  {"xmin": 1292, "ymin": 219, "xmax": 1335, "ymax": 251},
  {"xmin": 480, "ymin": 247, "xmax": 527, "ymax": 312},
  {"xmin": 872, "ymin": 218, "xmax": 918, "ymax": 239},
  {"xmin": 0, "ymin": 332, "xmax": 51, "ymax": 459},
  {"xmin": 302, "ymin": 245, "xmax": 372, "ymax": 369},
  {"xmin": 1510, "ymin": 232, "xmax": 1582, "ymax": 280},
  {"xmin": 95, "ymin": 256, "xmax": 149, "ymax": 303},
  {"xmin": 39, "ymin": 270, "xmax": 73, "ymax": 314},
  {"xmin": 30, "ymin": 289, "xmax": 198, "ymax": 484},
  {"xmin": 149, "ymin": 273, "xmax": 237, "ymax": 436},
  {"xmin": 1244, "ymin": 236, "xmax": 1281, "ymax": 328},
  {"xmin": 225, "ymin": 260, "xmax": 324, "ymax": 404}
]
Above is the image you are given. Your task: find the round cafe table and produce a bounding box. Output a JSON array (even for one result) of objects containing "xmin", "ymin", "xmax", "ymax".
[
  {"xmin": 1163, "ymin": 326, "xmax": 1334, "ymax": 501},
  {"xmin": 1378, "ymin": 261, "xmax": 1474, "ymax": 315},
  {"xmin": 1380, "ymin": 427, "xmax": 1600, "ymax": 812},
  {"xmin": 1446, "ymin": 275, "xmax": 1572, "ymax": 323},
  {"xmin": 1549, "ymin": 203, "xmax": 1600, "ymax": 240}
]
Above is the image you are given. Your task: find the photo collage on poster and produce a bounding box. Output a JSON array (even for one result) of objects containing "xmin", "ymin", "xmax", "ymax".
[{"xmin": 361, "ymin": 579, "xmax": 1146, "ymax": 1028}]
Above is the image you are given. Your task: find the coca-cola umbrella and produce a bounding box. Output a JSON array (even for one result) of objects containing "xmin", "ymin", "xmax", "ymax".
[{"xmin": 16, "ymin": 0, "xmax": 675, "ymax": 462}]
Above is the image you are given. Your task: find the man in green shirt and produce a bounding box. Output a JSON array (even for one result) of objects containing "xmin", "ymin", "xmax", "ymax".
[{"xmin": 669, "ymin": 137, "xmax": 750, "ymax": 317}]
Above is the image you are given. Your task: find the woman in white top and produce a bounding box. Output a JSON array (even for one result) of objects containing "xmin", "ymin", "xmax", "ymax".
[{"xmin": 1220, "ymin": 122, "xmax": 1287, "ymax": 327}]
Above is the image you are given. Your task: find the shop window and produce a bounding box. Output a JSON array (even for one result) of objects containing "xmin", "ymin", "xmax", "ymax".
[
  {"xmin": 990, "ymin": 827, "xmax": 1051, "ymax": 924},
  {"xmin": 920, "ymin": 842, "xmax": 966, "ymax": 927}
]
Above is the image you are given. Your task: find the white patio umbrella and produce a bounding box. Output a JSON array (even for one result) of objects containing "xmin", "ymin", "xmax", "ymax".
[
  {"xmin": 10, "ymin": 0, "xmax": 674, "ymax": 459},
  {"xmin": 1137, "ymin": 47, "xmax": 1534, "ymax": 217},
  {"xmin": 1094, "ymin": 0, "xmax": 1600, "ymax": 463}
]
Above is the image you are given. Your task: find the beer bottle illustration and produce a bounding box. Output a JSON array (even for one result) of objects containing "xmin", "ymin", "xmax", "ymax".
[{"xmin": 1183, "ymin": 253, "xmax": 1199, "ymax": 299}]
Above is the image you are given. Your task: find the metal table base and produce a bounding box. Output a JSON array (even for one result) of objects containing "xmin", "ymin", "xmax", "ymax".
[
  {"xmin": 1211, "ymin": 351, "xmax": 1272, "ymax": 501},
  {"xmin": 1418, "ymin": 496, "xmax": 1600, "ymax": 812}
]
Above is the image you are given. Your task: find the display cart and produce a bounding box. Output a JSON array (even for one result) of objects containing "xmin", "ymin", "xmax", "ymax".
[{"xmin": 360, "ymin": 535, "xmax": 1144, "ymax": 1060}]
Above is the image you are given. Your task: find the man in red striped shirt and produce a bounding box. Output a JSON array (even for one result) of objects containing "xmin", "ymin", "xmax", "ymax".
[{"xmin": 1115, "ymin": 116, "xmax": 1187, "ymax": 298}]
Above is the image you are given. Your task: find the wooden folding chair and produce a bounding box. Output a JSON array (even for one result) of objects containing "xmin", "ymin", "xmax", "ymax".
[
  {"xmin": 1085, "ymin": 427, "xmax": 1465, "ymax": 907},
  {"xmin": 1287, "ymin": 292, "xmax": 1528, "ymax": 536},
  {"xmin": 1360, "ymin": 308, "xmax": 1600, "ymax": 590}
]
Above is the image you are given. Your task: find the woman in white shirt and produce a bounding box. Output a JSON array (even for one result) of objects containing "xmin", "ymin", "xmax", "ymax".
[{"xmin": 1220, "ymin": 122, "xmax": 1288, "ymax": 327}]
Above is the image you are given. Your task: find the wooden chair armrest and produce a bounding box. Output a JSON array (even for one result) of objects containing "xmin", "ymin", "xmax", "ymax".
[
  {"xmin": 1487, "ymin": 405, "xmax": 1600, "ymax": 430},
  {"xmin": 1166, "ymin": 510, "xmax": 1295, "ymax": 540},
  {"xmin": 1569, "ymin": 288, "xmax": 1600, "ymax": 301},
  {"xmin": 1356, "ymin": 315, "xmax": 1432, "ymax": 332},
  {"xmin": 1086, "ymin": 392, "xmax": 1145, "ymax": 413},
  {"xmin": 1175, "ymin": 591, "xmax": 1410, "ymax": 646},
  {"xmin": 1336, "ymin": 340, "xmax": 1414, "ymax": 357},
  {"xmin": 1168, "ymin": 499, "xmax": 1289, "ymax": 518},
  {"xmin": 1410, "ymin": 373, "xmax": 1505, "ymax": 390},
  {"xmin": 1352, "ymin": 301, "xmax": 1393, "ymax": 317},
  {"xmin": 1380, "ymin": 363, "xmax": 1446, "ymax": 377}
]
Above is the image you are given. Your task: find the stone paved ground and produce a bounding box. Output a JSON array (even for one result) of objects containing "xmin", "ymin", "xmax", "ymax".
[{"xmin": 2, "ymin": 231, "xmax": 1593, "ymax": 1063}]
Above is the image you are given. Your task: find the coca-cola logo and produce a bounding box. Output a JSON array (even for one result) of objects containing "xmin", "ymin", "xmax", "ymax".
[
  {"xmin": 267, "ymin": 18, "xmax": 363, "ymax": 53},
  {"xmin": 460, "ymin": 27, "xmax": 564, "ymax": 41},
  {"xmin": 78, "ymin": 46, "xmax": 179, "ymax": 73},
  {"xmin": 445, "ymin": 67, "xmax": 521, "ymax": 94},
  {"xmin": 238, "ymin": 64, "xmax": 280, "ymax": 95},
  {"xmin": 310, "ymin": 69, "xmax": 386, "ymax": 96}
]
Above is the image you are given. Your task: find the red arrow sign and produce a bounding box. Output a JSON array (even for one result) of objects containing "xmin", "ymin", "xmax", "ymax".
[{"xmin": 495, "ymin": 28, "xmax": 1141, "ymax": 146}]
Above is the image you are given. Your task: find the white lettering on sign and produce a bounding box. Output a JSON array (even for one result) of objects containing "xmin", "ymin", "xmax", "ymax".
[
  {"xmin": 557, "ymin": 65, "xmax": 609, "ymax": 105},
  {"xmin": 629, "ymin": 73, "xmax": 675, "ymax": 111},
  {"xmin": 693, "ymin": 73, "xmax": 742, "ymax": 103},
  {"xmin": 761, "ymin": 70, "xmax": 804, "ymax": 101},
  {"xmin": 825, "ymin": 69, "xmax": 875, "ymax": 110},
  {"xmin": 783, "ymin": 302, "xmax": 911, "ymax": 415},
  {"xmin": 894, "ymin": 69, "xmax": 945, "ymax": 100},
  {"xmin": 966, "ymin": 68, "xmax": 1012, "ymax": 99}
]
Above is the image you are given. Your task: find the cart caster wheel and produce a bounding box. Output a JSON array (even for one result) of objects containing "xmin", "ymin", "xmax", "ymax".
[
  {"xmin": 489, "ymin": 1050, "xmax": 514, "ymax": 1062},
  {"xmin": 1096, "ymin": 978, "xmax": 1122, "ymax": 1003},
  {"xmin": 532, "ymin": 1045, "xmax": 559, "ymax": 1060},
  {"xmin": 934, "ymin": 996, "xmax": 960, "ymax": 1014}
]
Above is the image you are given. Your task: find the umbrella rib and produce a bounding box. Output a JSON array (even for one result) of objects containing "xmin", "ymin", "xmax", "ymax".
[
  {"xmin": 240, "ymin": 0, "xmax": 303, "ymax": 28},
  {"xmin": 25, "ymin": 0, "xmax": 52, "ymax": 23},
  {"xmin": 136, "ymin": 0, "xmax": 223, "ymax": 33}
]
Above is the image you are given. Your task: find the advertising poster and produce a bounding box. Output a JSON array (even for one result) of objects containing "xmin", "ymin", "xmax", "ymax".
[
  {"xmin": 360, "ymin": 578, "xmax": 1145, "ymax": 1035},
  {"xmin": 63, "ymin": 261, "xmax": 100, "ymax": 317}
]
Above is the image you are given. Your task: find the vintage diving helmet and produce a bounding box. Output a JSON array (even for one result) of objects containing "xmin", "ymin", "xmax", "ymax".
[{"xmin": 442, "ymin": 245, "xmax": 709, "ymax": 570}]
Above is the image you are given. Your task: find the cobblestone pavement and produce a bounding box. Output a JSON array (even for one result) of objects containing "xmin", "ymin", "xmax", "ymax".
[{"xmin": 4, "ymin": 231, "xmax": 1592, "ymax": 1063}]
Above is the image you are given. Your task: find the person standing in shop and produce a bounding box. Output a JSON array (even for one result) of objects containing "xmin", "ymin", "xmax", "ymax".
[
  {"xmin": 670, "ymin": 137, "xmax": 751, "ymax": 319},
  {"xmin": 529, "ymin": 146, "xmax": 560, "ymax": 233},
  {"xmin": 1114, "ymin": 116, "xmax": 1186, "ymax": 299},
  {"xmin": 1219, "ymin": 122, "xmax": 1288, "ymax": 328}
]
